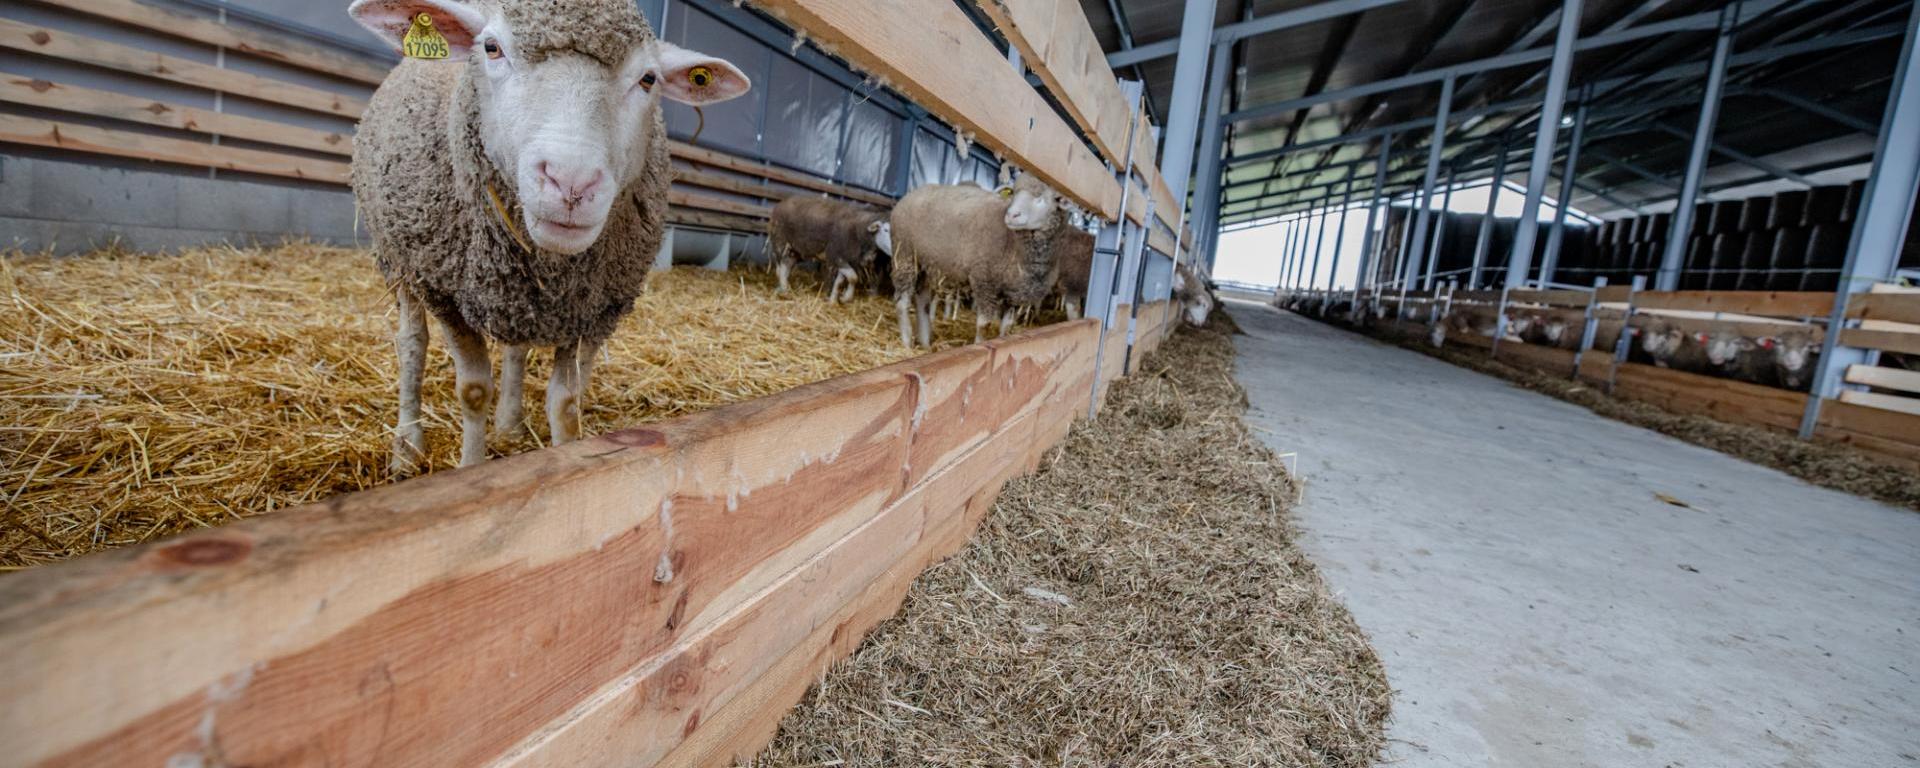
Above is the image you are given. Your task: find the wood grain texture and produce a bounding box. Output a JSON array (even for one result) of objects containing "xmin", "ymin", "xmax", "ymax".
[
  {"xmin": 0, "ymin": 18, "xmax": 366, "ymax": 118},
  {"xmin": 26, "ymin": 0, "xmax": 393, "ymax": 85},
  {"xmin": 668, "ymin": 189, "xmax": 773, "ymax": 219},
  {"xmin": 1632, "ymin": 290, "xmax": 1835, "ymax": 318},
  {"xmin": 1506, "ymin": 289, "xmax": 1593, "ymax": 307},
  {"xmin": 1844, "ymin": 364, "xmax": 1920, "ymax": 395},
  {"xmin": 1815, "ymin": 399, "xmax": 1920, "ymax": 470},
  {"xmin": 0, "ymin": 73, "xmax": 353, "ymax": 156},
  {"xmin": 0, "ymin": 113, "xmax": 350, "ymax": 183},
  {"xmin": 668, "ymin": 141, "xmax": 891, "ymax": 207},
  {"xmin": 0, "ymin": 318, "xmax": 1101, "ymax": 768},
  {"xmin": 1837, "ymin": 389, "xmax": 1920, "ymax": 416},
  {"xmin": 748, "ymin": 0, "xmax": 1121, "ymax": 222},
  {"xmin": 1846, "ymin": 292, "xmax": 1920, "ymax": 325},
  {"xmin": 1839, "ymin": 328, "xmax": 1920, "ymax": 356},
  {"xmin": 1610, "ymin": 362, "xmax": 1809, "ymax": 433}
]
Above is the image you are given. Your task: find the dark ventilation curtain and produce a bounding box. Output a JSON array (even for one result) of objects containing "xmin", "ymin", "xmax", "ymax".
[
  {"xmin": 662, "ymin": 6, "xmax": 767, "ymax": 156},
  {"xmin": 841, "ymin": 98, "xmax": 900, "ymax": 192}
]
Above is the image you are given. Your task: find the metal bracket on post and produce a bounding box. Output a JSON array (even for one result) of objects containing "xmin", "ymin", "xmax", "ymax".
[
  {"xmin": 1088, "ymin": 80, "xmax": 1145, "ymax": 419},
  {"xmin": 1122, "ymin": 195, "xmax": 1157, "ymax": 375},
  {"xmin": 1607, "ymin": 275, "xmax": 1646, "ymax": 395},
  {"xmin": 1491, "ymin": 285, "xmax": 1514, "ymax": 359},
  {"xmin": 1573, "ymin": 276, "xmax": 1607, "ymax": 380}
]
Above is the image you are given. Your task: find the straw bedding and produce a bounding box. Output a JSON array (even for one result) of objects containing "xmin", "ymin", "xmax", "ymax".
[
  {"xmin": 753, "ymin": 313, "xmax": 1392, "ymax": 767},
  {"xmin": 0, "ymin": 242, "xmax": 992, "ymax": 570},
  {"xmin": 1365, "ymin": 322, "xmax": 1920, "ymax": 512}
]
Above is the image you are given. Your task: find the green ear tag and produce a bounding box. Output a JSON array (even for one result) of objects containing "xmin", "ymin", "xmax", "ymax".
[{"xmin": 403, "ymin": 13, "xmax": 450, "ymax": 59}]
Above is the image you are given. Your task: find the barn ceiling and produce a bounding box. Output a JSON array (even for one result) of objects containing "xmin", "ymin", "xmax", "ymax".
[{"xmin": 1072, "ymin": 0, "xmax": 1912, "ymax": 223}]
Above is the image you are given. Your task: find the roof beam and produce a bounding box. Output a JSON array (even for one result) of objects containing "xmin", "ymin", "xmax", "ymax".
[{"xmin": 1106, "ymin": 0, "xmax": 1411, "ymax": 67}]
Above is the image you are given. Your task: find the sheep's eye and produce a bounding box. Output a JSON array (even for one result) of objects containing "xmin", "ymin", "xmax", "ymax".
[
  {"xmin": 483, "ymin": 39, "xmax": 503, "ymax": 59},
  {"xmin": 639, "ymin": 72, "xmax": 658, "ymax": 91},
  {"xmin": 688, "ymin": 66, "xmax": 713, "ymax": 87}
]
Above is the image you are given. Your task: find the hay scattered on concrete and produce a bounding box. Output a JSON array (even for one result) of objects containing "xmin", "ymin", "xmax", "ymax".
[
  {"xmin": 1364, "ymin": 322, "xmax": 1920, "ymax": 512},
  {"xmin": 754, "ymin": 312, "xmax": 1391, "ymax": 767},
  {"xmin": 0, "ymin": 243, "xmax": 989, "ymax": 570}
]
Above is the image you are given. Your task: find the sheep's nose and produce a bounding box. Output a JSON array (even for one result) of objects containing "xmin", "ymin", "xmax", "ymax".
[{"xmin": 538, "ymin": 161, "xmax": 604, "ymax": 204}]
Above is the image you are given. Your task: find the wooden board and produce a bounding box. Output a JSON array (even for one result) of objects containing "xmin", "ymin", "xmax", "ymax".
[
  {"xmin": 1632, "ymin": 290, "xmax": 1835, "ymax": 318},
  {"xmin": 1492, "ymin": 341, "xmax": 1579, "ymax": 377},
  {"xmin": 0, "ymin": 113, "xmax": 350, "ymax": 183},
  {"xmin": 1507, "ymin": 289, "xmax": 1592, "ymax": 307},
  {"xmin": 1846, "ymin": 292, "xmax": 1920, "ymax": 325},
  {"xmin": 0, "ymin": 73, "xmax": 353, "ymax": 156},
  {"xmin": 667, "ymin": 189, "xmax": 772, "ymax": 219},
  {"xmin": 672, "ymin": 168, "xmax": 791, "ymax": 203},
  {"xmin": 1838, "ymin": 389, "xmax": 1920, "ymax": 416},
  {"xmin": 1609, "ymin": 361, "xmax": 1809, "ymax": 433},
  {"xmin": 1839, "ymin": 327, "xmax": 1920, "ymax": 356},
  {"xmin": 748, "ymin": 0, "xmax": 1121, "ymax": 223},
  {"xmin": 0, "ymin": 19, "xmax": 366, "ymax": 119},
  {"xmin": 1816, "ymin": 398, "xmax": 1920, "ymax": 468},
  {"xmin": 25, "ymin": 0, "xmax": 392, "ymax": 85},
  {"xmin": 668, "ymin": 141, "xmax": 890, "ymax": 208},
  {"xmin": 665, "ymin": 208, "xmax": 766, "ymax": 234},
  {"xmin": 971, "ymin": 0, "xmax": 1128, "ymax": 173},
  {"xmin": 1844, "ymin": 364, "xmax": 1920, "ymax": 395},
  {"xmin": 0, "ymin": 318, "xmax": 1101, "ymax": 767}
]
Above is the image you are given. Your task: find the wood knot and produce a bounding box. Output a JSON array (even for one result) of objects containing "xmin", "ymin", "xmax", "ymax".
[
  {"xmin": 682, "ymin": 709, "xmax": 702, "ymax": 737},
  {"xmin": 27, "ymin": 30, "xmax": 50, "ymax": 46},
  {"xmin": 603, "ymin": 428, "xmax": 666, "ymax": 448},
  {"xmin": 26, "ymin": 79, "xmax": 53, "ymax": 93},
  {"xmin": 153, "ymin": 536, "xmax": 252, "ymax": 568}
]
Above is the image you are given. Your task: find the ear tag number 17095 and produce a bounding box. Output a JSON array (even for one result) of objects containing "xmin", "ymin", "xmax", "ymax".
[{"xmin": 403, "ymin": 13, "xmax": 450, "ymax": 59}]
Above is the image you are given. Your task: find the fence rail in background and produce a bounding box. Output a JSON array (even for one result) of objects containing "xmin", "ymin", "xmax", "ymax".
[{"xmin": 1297, "ymin": 283, "xmax": 1920, "ymax": 472}]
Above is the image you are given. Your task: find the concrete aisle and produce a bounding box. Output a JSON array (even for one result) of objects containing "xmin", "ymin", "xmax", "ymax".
[{"xmin": 1227, "ymin": 302, "xmax": 1920, "ymax": 767}]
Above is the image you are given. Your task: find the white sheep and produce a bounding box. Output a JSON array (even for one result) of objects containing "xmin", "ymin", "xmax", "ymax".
[
  {"xmin": 348, "ymin": 0, "xmax": 749, "ymax": 472},
  {"xmin": 888, "ymin": 173, "xmax": 1066, "ymax": 348}
]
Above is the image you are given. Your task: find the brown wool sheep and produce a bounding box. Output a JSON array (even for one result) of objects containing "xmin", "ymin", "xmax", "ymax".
[
  {"xmin": 767, "ymin": 196, "xmax": 891, "ymax": 302},
  {"xmin": 889, "ymin": 173, "xmax": 1065, "ymax": 348}
]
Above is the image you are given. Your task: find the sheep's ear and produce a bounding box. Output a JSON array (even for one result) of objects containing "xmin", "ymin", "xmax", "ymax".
[
  {"xmin": 867, "ymin": 221, "xmax": 883, "ymax": 234},
  {"xmin": 349, "ymin": 0, "xmax": 486, "ymax": 56},
  {"xmin": 654, "ymin": 43, "xmax": 751, "ymax": 105}
]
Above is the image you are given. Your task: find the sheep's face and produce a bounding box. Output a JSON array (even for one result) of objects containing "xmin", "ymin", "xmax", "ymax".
[
  {"xmin": 1643, "ymin": 327, "xmax": 1683, "ymax": 359},
  {"xmin": 1702, "ymin": 331, "xmax": 1755, "ymax": 367},
  {"xmin": 869, "ymin": 220, "xmax": 894, "ymax": 257},
  {"xmin": 1776, "ymin": 332, "xmax": 1816, "ymax": 372},
  {"xmin": 350, "ymin": 0, "xmax": 750, "ymax": 255},
  {"xmin": 998, "ymin": 175, "xmax": 1060, "ymax": 231},
  {"xmin": 1544, "ymin": 319, "xmax": 1568, "ymax": 344}
]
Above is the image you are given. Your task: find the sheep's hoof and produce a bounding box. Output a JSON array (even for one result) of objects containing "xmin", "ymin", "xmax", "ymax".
[
  {"xmin": 390, "ymin": 433, "xmax": 427, "ymax": 477},
  {"xmin": 491, "ymin": 421, "xmax": 532, "ymax": 446}
]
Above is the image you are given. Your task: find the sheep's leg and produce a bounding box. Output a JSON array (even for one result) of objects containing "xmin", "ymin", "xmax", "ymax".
[
  {"xmin": 439, "ymin": 319, "xmax": 494, "ymax": 468},
  {"xmin": 827, "ymin": 270, "xmax": 843, "ymax": 303},
  {"xmin": 547, "ymin": 339, "xmax": 601, "ymax": 445},
  {"xmin": 915, "ymin": 288, "xmax": 934, "ymax": 349},
  {"xmin": 895, "ymin": 289, "xmax": 916, "ymax": 349},
  {"xmin": 775, "ymin": 255, "xmax": 792, "ymax": 294},
  {"xmin": 837, "ymin": 267, "xmax": 858, "ymax": 303},
  {"xmin": 494, "ymin": 343, "xmax": 531, "ymax": 442},
  {"xmin": 391, "ymin": 287, "xmax": 430, "ymax": 475},
  {"xmin": 999, "ymin": 308, "xmax": 1016, "ymax": 338},
  {"xmin": 946, "ymin": 295, "xmax": 959, "ymax": 320},
  {"xmin": 1065, "ymin": 297, "xmax": 1081, "ymax": 320},
  {"xmin": 972, "ymin": 296, "xmax": 998, "ymax": 344}
]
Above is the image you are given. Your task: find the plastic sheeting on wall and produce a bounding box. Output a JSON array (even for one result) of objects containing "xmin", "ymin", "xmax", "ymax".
[
  {"xmin": 841, "ymin": 99, "xmax": 898, "ymax": 192},
  {"xmin": 661, "ymin": 5, "xmax": 768, "ymax": 157}
]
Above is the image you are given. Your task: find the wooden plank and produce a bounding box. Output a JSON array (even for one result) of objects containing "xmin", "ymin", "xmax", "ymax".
[
  {"xmin": 0, "ymin": 113, "xmax": 349, "ymax": 183},
  {"xmin": 0, "ymin": 318, "xmax": 1099, "ymax": 768},
  {"xmin": 667, "ymin": 189, "xmax": 772, "ymax": 219},
  {"xmin": 0, "ymin": 19, "xmax": 366, "ymax": 119},
  {"xmin": 1840, "ymin": 327, "xmax": 1920, "ymax": 356},
  {"xmin": 1594, "ymin": 285, "xmax": 1634, "ymax": 303},
  {"xmin": 672, "ymin": 167, "xmax": 791, "ymax": 202},
  {"xmin": 665, "ymin": 207, "xmax": 766, "ymax": 233},
  {"xmin": 971, "ymin": 0, "xmax": 1128, "ymax": 172},
  {"xmin": 1632, "ymin": 290, "xmax": 1834, "ymax": 317},
  {"xmin": 26, "ymin": 0, "xmax": 392, "ymax": 86},
  {"xmin": 1507, "ymin": 289, "xmax": 1592, "ymax": 307},
  {"xmin": 1609, "ymin": 362, "xmax": 1808, "ymax": 432},
  {"xmin": 1493, "ymin": 341, "xmax": 1579, "ymax": 377},
  {"xmin": 1838, "ymin": 389, "xmax": 1920, "ymax": 416},
  {"xmin": 749, "ymin": 0, "xmax": 1122, "ymax": 222},
  {"xmin": 1844, "ymin": 364, "xmax": 1920, "ymax": 394},
  {"xmin": 1846, "ymin": 292, "xmax": 1920, "ymax": 325},
  {"xmin": 0, "ymin": 72, "xmax": 353, "ymax": 156},
  {"xmin": 668, "ymin": 141, "xmax": 890, "ymax": 208},
  {"xmin": 1815, "ymin": 399, "xmax": 1920, "ymax": 471}
]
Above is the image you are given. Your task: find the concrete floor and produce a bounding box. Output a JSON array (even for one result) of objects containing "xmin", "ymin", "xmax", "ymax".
[{"xmin": 1228, "ymin": 302, "xmax": 1920, "ymax": 768}]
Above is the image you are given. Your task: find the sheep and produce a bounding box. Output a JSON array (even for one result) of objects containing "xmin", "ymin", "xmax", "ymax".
[
  {"xmin": 1174, "ymin": 262, "xmax": 1215, "ymax": 327},
  {"xmin": 1639, "ymin": 319, "xmax": 1710, "ymax": 372},
  {"xmin": 1054, "ymin": 227, "xmax": 1094, "ymax": 320},
  {"xmin": 348, "ymin": 0, "xmax": 749, "ymax": 472},
  {"xmin": 1769, "ymin": 329, "xmax": 1821, "ymax": 391},
  {"xmin": 889, "ymin": 172, "xmax": 1065, "ymax": 348},
  {"xmin": 767, "ymin": 196, "xmax": 892, "ymax": 302},
  {"xmin": 1695, "ymin": 329, "xmax": 1785, "ymax": 388}
]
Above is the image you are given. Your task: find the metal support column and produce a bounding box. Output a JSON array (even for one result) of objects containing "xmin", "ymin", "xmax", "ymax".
[
  {"xmin": 1308, "ymin": 201, "xmax": 1331, "ymax": 294},
  {"xmin": 1470, "ymin": 135, "xmax": 1510, "ymax": 288},
  {"xmin": 1403, "ymin": 74, "xmax": 1456, "ymax": 287},
  {"xmin": 1156, "ymin": 0, "xmax": 1220, "ymax": 207},
  {"xmin": 1353, "ymin": 134, "xmax": 1393, "ymax": 298},
  {"xmin": 1657, "ymin": 3, "xmax": 1738, "ymax": 291},
  {"xmin": 1541, "ymin": 87, "xmax": 1591, "ymax": 284},
  {"xmin": 1799, "ymin": 0, "xmax": 1920, "ymax": 438},
  {"xmin": 1504, "ymin": 0, "xmax": 1585, "ymax": 288},
  {"xmin": 1088, "ymin": 81, "xmax": 1143, "ymax": 418},
  {"xmin": 1193, "ymin": 43, "xmax": 1235, "ymax": 269},
  {"xmin": 1326, "ymin": 167, "xmax": 1358, "ymax": 292},
  {"xmin": 1421, "ymin": 162, "xmax": 1458, "ymax": 289}
]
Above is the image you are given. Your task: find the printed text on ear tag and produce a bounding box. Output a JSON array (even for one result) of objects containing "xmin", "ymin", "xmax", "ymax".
[{"xmin": 404, "ymin": 13, "xmax": 450, "ymax": 59}]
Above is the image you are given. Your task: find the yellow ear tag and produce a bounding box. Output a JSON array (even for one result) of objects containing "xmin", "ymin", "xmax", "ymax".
[
  {"xmin": 687, "ymin": 66, "xmax": 713, "ymax": 88},
  {"xmin": 998, "ymin": 187, "xmax": 1013, "ymax": 198},
  {"xmin": 403, "ymin": 13, "xmax": 450, "ymax": 59}
]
